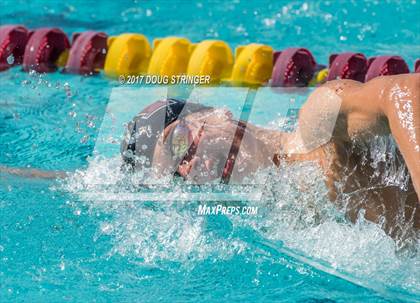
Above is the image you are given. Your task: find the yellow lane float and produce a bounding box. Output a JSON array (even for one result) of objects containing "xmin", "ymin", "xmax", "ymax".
[
  {"xmin": 308, "ymin": 68, "xmax": 329, "ymax": 86},
  {"xmin": 147, "ymin": 37, "xmax": 192, "ymax": 77},
  {"xmin": 104, "ymin": 33, "xmax": 151, "ymax": 78},
  {"xmin": 228, "ymin": 43, "xmax": 273, "ymax": 85},
  {"xmin": 187, "ymin": 40, "xmax": 233, "ymax": 84}
]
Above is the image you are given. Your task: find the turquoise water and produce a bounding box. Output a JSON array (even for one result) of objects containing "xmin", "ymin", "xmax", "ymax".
[{"xmin": 1, "ymin": 1, "xmax": 420, "ymax": 302}]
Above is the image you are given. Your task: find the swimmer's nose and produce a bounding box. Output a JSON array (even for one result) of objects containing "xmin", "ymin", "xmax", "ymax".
[
  {"xmin": 204, "ymin": 159, "xmax": 214, "ymax": 172},
  {"xmin": 177, "ymin": 157, "xmax": 218, "ymax": 181}
]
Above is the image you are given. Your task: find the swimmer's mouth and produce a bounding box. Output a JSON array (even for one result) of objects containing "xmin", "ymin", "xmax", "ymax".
[
  {"xmin": 173, "ymin": 121, "xmax": 246, "ymax": 183},
  {"xmin": 175, "ymin": 154, "xmax": 228, "ymax": 181}
]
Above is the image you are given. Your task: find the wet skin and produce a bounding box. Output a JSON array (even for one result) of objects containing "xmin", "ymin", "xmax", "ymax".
[
  {"xmin": 152, "ymin": 108, "xmax": 275, "ymax": 182},
  {"xmin": 283, "ymin": 74, "xmax": 420, "ymax": 243},
  {"xmin": 152, "ymin": 74, "xmax": 420, "ymax": 243}
]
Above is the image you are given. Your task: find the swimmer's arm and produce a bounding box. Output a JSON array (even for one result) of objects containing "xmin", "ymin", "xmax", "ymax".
[
  {"xmin": 332, "ymin": 75, "xmax": 420, "ymax": 197},
  {"xmin": 0, "ymin": 165, "xmax": 67, "ymax": 179},
  {"xmin": 379, "ymin": 76, "xmax": 420, "ymax": 197},
  {"xmin": 283, "ymin": 83, "xmax": 351, "ymax": 154},
  {"xmin": 284, "ymin": 76, "xmax": 420, "ymax": 198}
]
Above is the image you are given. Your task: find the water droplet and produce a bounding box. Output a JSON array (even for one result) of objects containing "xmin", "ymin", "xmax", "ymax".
[
  {"xmin": 263, "ymin": 18, "xmax": 276, "ymax": 27},
  {"xmin": 100, "ymin": 222, "xmax": 113, "ymax": 234},
  {"xmin": 6, "ymin": 54, "xmax": 14, "ymax": 65},
  {"xmin": 80, "ymin": 135, "xmax": 89, "ymax": 144}
]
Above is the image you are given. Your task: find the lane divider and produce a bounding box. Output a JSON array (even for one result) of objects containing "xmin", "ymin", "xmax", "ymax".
[
  {"xmin": 327, "ymin": 52, "xmax": 367, "ymax": 82},
  {"xmin": 0, "ymin": 24, "xmax": 418, "ymax": 86},
  {"xmin": 187, "ymin": 40, "xmax": 233, "ymax": 84},
  {"xmin": 228, "ymin": 43, "xmax": 273, "ymax": 85},
  {"xmin": 0, "ymin": 25, "xmax": 28, "ymax": 71},
  {"xmin": 365, "ymin": 55, "xmax": 409, "ymax": 82},
  {"xmin": 147, "ymin": 36, "xmax": 192, "ymax": 77},
  {"xmin": 104, "ymin": 33, "xmax": 151, "ymax": 78},
  {"xmin": 271, "ymin": 47, "xmax": 320, "ymax": 87},
  {"xmin": 64, "ymin": 31, "xmax": 107, "ymax": 74},
  {"xmin": 22, "ymin": 27, "xmax": 70, "ymax": 73}
]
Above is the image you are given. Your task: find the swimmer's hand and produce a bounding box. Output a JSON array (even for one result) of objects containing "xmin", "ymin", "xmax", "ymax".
[{"xmin": 0, "ymin": 165, "xmax": 67, "ymax": 179}]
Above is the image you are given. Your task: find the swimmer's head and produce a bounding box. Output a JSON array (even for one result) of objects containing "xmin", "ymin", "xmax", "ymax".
[
  {"xmin": 121, "ymin": 99, "xmax": 274, "ymax": 182},
  {"xmin": 120, "ymin": 98, "xmax": 209, "ymax": 167}
]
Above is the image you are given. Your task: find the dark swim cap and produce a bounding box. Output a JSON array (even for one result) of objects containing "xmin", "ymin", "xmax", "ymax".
[{"xmin": 120, "ymin": 98, "xmax": 210, "ymax": 168}]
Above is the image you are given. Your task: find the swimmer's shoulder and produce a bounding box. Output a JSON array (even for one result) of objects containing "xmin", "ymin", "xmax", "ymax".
[
  {"xmin": 365, "ymin": 73, "xmax": 420, "ymax": 115},
  {"xmin": 364, "ymin": 73, "xmax": 419, "ymax": 90},
  {"xmin": 318, "ymin": 74, "xmax": 419, "ymax": 116}
]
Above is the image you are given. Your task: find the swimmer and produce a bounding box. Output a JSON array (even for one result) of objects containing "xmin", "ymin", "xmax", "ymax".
[
  {"xmin": 120, "ymin": 73, "xmax": 419, "ymax": 245},
  {"xmin": 2, "ymin": 74, "xmax": 419, "ymax": 246}
]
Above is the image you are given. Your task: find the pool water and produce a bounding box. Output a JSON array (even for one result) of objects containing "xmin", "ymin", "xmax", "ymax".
[{"xmin": 1, "ymin": 1, "xmax": 420, "ymax": 302}]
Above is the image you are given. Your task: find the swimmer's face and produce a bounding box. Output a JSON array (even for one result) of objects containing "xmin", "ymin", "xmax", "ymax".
[{"xmin": 152, "ymin": 108, "xmax": 272, "ymax": 183}]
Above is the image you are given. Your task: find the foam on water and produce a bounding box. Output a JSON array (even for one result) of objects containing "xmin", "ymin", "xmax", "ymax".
[
  {"xmin": 63, "ymin": 156, "xmax": 248, "ymax": 266},
  {"xmin": 62, "ymin": 131, "xmax": 420, "ymax": 298},
  {"xmin": 248, "ymin": 135, "xmax": 420, "ymax": 296}
]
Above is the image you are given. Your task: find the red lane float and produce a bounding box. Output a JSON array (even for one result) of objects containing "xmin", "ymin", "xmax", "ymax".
[
  {"xmin": 271, "ymin": 48, "xmax": 316, "ymax": 87},
  {"xmin": 327, "ymin": 52, "xmax": 367, "ymax": 82},
  {"xmin": 64, "ymin": 31, "xmax": 108, "ymax": 75},
  {"xmin": 1, "ymin": 23, "xmax": 417, "ymax": 85},
  {"xmin": 22, "ymin": 27, "xmax": 70, "ymax": 73},
  {"xmin": 365, "ymin": 56, "xmax": 409, "ymax": 82},
  {"xmin": 0, "ymin": 25, "xmax": 29, "ymax": 71},
  {"xmin": 415, "ymin": 59, "xmax": 420, "ymax": 73}
]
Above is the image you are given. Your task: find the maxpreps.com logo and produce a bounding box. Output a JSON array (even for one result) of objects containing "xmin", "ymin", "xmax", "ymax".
[{"xmin": 197, "ymin": 204, "xmax": 258, "ymax": 215}]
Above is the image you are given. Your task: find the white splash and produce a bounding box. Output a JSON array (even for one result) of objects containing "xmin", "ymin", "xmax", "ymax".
[{"xmin": 62, "ymin": 135, "xmax": 419, "ymax": 296}]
